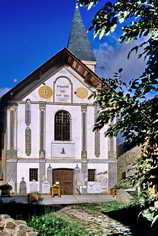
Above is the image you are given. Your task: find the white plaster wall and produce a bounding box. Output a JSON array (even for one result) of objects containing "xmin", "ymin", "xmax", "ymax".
[
  {"xmin": 65, "ymin": 66, "xmax": 94, "ymax": 104},
  {"xmin": 87, "ymin": 163, "xmax": 108, "ymax": 193},
  {"xmin": 87, "ymin": 106, "xmax": 95, "ymax": 158},
  {"xmin": 17, "ymin": 104, "xmax": 39, "ymax": 158},
  {"xmin": 31, "ymin": 104, "xmax": 40, "ymax": 157},
  {"xmin": 100, "ymin": 125, "xmax": 109, "ymax": 159},
  {"xmin": 16, "ymin": 66, "xmax": 110, "ymax": 160},
  {"xmin": 17, "ymin": 162, "xmax": 108, "ymax": 194},
  {"xmin": 51, "ymin": 142, "xmax": 75, "ymax": 158},
  {"xmin": 17, "ymin": 103, "xmax": 109, "ymax": 160},
  {"xmin": 17, "ymin": 163, "xmax": 39, "ymax": 193},
  {"xmin": 24, "ymin": 66, "xmax": 94, "ymax": 105},
  {"xmin": 17, "ymin": 105, "xmax": 25, "ymax": 157},
  {"xmin": 45, "ymin": 105, "xmax": 53, "ymax": 159},
  {"xmin": 46, "ymin": 105, "xmax": 82, "ymax": 159},
  {"xmin": 46, "ymin": 163, "xmax": 81, "ymax": 170}
]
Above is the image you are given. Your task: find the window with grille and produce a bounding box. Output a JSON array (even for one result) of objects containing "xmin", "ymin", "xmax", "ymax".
[
  {"xmin": 55, "ymin": 110, "xmax": 71, "ymax": 141},
  {"xmin": 88, "ymin": 169, "xmax": 96, "ymax": 181},
  {"xmin": 29, "ymin": 168, "xmax": 38, "ymax": 181}
]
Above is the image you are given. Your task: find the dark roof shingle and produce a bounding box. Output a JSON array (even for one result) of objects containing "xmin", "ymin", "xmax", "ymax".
[{"xmin": 67, "ymin": 6, "xmax": 96, "ymax": 62}]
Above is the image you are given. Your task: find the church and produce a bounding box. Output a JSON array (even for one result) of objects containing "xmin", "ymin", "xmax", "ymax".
[{"xmin": 0, "ymin": 6, "xmax": 117, "ymax": 194}]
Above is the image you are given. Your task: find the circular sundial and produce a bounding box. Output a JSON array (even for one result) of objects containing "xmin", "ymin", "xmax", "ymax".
[
  {"xmin": 38, "ymin": 85, "xmax": 53, "ymax": 99},
  {"xmin": 76, "ymin": 87, "xmax": 88, "ymax": 99}
]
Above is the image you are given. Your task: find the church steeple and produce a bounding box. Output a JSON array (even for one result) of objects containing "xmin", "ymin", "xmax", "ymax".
[{"xmin": 67, "ymin": 4, "xmax": 96, "ymax": 71}]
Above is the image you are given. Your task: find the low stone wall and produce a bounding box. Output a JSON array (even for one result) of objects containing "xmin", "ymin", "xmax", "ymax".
[
  {"xmin": 116, "ymin": 189, "xmax": 133, "ymax": 204},
  {"xmin": 117, "ymin": 145, "xmax": 141, "ymax": 183},
  {"xmin": 0, "ymin": 214, "xmax": 38, "ymax": 235}
]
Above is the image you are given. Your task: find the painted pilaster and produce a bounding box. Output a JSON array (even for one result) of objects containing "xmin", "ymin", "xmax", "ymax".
[
  {"xmin": 94, "ymin": 105, "xmax": 100, "ymax": 158},
  {"xmin": 2, "ymin": 108, "xmax": 7, "ymax": 182},
  {"xmin": 47, "ymin": 164, "xmax": 52, "ymax": 186},
  {"xmin": 108, "ymin": 162, "xmax": 117, "ymax": 190},
  {"xmin": 6, "ymin": 105, "xmax": 18, "ymax": 192},
  {"xmin": 73, "ymin": 164, "xmax": 80, "ymax": 194},
  {"xmin": 6, "ymin": 105, "xmax": 17, "ymax": 159},
  {"xmin": 39, "ymin": 102, "xmax": 46, "ymax": 158},
  {"xmin": 81, "ymin": 105, "xmax": 88, "ymax": 193},
  {"xmin": 25, "ymin": 99, "xmax": 31, "ymax": 126},
  {"xmin": 25, "ymin": 128, "xmax": 31, "ymax": 156},
  {"xmin": 39, "ymin": 160, "xmax": 46, "ymax": 192},
  {"xmin": 81, "ymin": 105, "xmax": 87, "ymax": 158},
  {"xmin": 108, "ymin": 136, "xmax": 117, "ymax": 160},
  {"xmin": 81, "ymin": 159, "xmax": 88, "ymax": 194},
  {"xmin": 108, "ymin": 123, "xmax": 117, "ymax": 189},
  {"xmin": 6, "ymin": 159, "xmax": 17, "ymax": 189},
  {"xmin": 25, "ymin": 100, "xmax": 31, "ymax": 156}
]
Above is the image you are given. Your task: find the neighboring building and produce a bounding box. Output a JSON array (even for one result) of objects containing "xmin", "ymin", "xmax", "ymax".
[
  {"xmin": 0, "ymin": 6, "xmax": 117, "ymax": 194},
  {"xmin": 117, "ymin": 144, "xmax": 141, "ymax": 183}
]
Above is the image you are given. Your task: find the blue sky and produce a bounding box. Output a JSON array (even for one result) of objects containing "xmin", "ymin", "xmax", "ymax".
[{"xmin": 0, "ymin": 0, "xmax": 146, "ymax": 95}]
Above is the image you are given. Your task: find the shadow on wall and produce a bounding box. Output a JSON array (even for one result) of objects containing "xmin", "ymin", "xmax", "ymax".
[{"xmin": 117, "ymin": 143, "xmax": 141, "ymax": 183}]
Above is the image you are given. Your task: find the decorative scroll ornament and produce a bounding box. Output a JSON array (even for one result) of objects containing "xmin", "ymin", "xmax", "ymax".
[
  {"xmin": 39, "ymin": 86, "xmax": 53, "ymax": 99},
  {"xmin": 25, "ymin": 127, "xmax": 31, "ymax": 156},
  {"xmin": 25, "ymin": 99, "xmax": 31, "ymax": 126},
  {"xmin": 76, "ymin": 87, "xmax": 88, "ymax": 99}
]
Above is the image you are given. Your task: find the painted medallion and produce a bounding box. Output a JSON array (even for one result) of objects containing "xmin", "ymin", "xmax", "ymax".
[
  {"xmin": 39, "ymin": 85, "xmax": 53, "ymax": 99},
  {"xmin": 76, "ymin": 87, "xmax": 88, "ymax": 99}
]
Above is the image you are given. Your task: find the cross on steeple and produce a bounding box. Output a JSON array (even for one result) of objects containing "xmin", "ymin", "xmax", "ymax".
[{"xmin": 75, "ymin": 2, "xmax": 79, "ymax": 9}]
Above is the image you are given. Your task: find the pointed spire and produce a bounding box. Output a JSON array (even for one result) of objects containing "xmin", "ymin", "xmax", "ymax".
[
  {"xmin": 75, "ymin": 2, "xmax": 79, "ymax": 9},
  {"xmin": 67, "ymin": 5, "xmax": 95, "ymax": 62}
]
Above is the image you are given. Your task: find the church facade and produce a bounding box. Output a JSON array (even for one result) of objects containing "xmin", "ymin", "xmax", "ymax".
[{"xmin": 0, "ymin": 7, "xmax": 117, "ymax": 194}]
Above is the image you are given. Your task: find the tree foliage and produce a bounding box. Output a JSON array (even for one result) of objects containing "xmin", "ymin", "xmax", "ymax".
[
  {"xmin": 77, "ymin": 0, "xmax": 158, "ymax": 193},
  {"xmin": 77, "ymin": 0, "xmax": 158, "ymax": 146}
]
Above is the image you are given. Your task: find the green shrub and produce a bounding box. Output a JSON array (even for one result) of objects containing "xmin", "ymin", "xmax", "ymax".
[
  {"xmin": 116, "ymin": 182, "xmax": 132, "ymax": 189},
  {"xmin": 100, "ymin": 201, "xmax": 128, "ymax": 212},
  {"xmin": 74, "ymin": 201, "xmax": 128, "ymax": 214},
  {"xmin": 28, "ymin": 213, "xmax": 91, "ymax": 236}
]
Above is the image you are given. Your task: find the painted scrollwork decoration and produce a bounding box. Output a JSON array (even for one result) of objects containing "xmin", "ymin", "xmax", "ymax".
[
  {"xmin": 25, "ymin": 127, "xmax": 31, "ymax": 156},
  {"xmin": 25, "ymin": 99, "xmax": 31, "ymax": 126}
]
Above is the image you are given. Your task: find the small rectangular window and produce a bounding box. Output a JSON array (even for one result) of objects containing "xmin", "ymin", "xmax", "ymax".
[
  {"xmin": 88, "ymin": 169, "xmax": 96, "ymax": 181},
  {"xmin": 29, "ymin": 168, "xmax": 38, "ymax": 181}
]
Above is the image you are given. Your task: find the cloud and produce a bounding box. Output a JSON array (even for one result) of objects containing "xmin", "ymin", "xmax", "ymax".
[
  {"xmin": 94, "ymin": 38, "xmax": 147, "ymax": 83},
  {"xmin": 0, "ymin": 88, "xmax": 10, "ymax": 97}
]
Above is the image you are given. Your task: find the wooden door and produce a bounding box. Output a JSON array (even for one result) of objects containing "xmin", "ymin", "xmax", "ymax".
[{"xmin": 53, "ymin": 169, "xmax": 73, "ymax": 195}]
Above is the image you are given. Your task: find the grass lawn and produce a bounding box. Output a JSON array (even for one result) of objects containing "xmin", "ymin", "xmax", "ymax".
[
  {"xmin": 73, "ymin": 200, "xmax": 128, "ymax": 214},
  {"xmin": 28, "ymin": 201, "xmax": 130, "ymax": 236}
]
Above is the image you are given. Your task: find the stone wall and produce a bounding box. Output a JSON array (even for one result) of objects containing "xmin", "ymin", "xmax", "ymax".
[
  {"xmin": 117, "ymin": 145, "xmax": 141, "ymax": 183},
  {"xmin": 0, "ymin": 214, "xmax": 38, "ymax": 236}
]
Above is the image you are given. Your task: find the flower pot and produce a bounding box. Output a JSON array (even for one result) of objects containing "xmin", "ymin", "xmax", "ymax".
[{"xmin": 28, "ymin": 192, "xmax": 42, "ymax": 202}]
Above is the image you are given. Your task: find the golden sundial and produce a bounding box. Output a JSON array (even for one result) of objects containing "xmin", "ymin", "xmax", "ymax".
[
  {"xmin": 38, "ymin": 85, "xmax": 53, "ymax": 99},
  {"xmin": 76, "ymin": 87, "xmax": 88, "ymax": 99}
]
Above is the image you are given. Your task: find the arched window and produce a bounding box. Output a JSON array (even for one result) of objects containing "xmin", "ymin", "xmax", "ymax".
[{"xmin": 55, "ymin": 111, "xmax": 71, "ymax": 141}]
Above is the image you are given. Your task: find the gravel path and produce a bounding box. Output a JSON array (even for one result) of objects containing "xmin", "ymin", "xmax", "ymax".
[{"xmin": 60, "ymin": 206, "xmax": 132, "ymax": 235}]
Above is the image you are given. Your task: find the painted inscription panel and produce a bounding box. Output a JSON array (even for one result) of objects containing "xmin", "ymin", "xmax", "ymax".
[{"xmin": 54, "ymin": 77, "xmax": 72, "ymax": 103}]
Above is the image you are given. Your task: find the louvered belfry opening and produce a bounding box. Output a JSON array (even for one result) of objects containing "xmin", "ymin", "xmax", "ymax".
[{"xmin": 55, "ymin": 111, "xmax": 71, "ymax": 141}]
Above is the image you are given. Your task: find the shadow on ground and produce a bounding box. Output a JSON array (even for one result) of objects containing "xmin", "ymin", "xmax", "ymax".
[
  {"xmin": 0, "ymin": 202, "xmax": 64, "ymax": 221},
  {"xmin": 0, "ymin": 199, "xmax": 158, "ymax": 235},
  {"xmin": 104, "ymin": 206, "xmax": 158, "ymax": 236}
]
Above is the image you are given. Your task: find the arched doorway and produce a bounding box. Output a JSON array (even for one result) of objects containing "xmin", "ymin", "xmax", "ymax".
[{"xmin": 52, "ymin": 169, "xmax": 73, "ymax": 195}]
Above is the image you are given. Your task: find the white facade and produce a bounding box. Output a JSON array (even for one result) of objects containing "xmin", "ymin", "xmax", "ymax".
[
  {"xmin": 1, "ymin": 50, "xmax": 117, "ymax": 195},
  {"xmin": 0, "ymin": 5, "xmax": 117, "ymax": 195}
]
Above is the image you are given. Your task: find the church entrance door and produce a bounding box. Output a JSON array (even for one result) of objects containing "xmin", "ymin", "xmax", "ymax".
[{"xmin": 52, "ymin": 169, "xmax": 73, "ymax": 195}]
